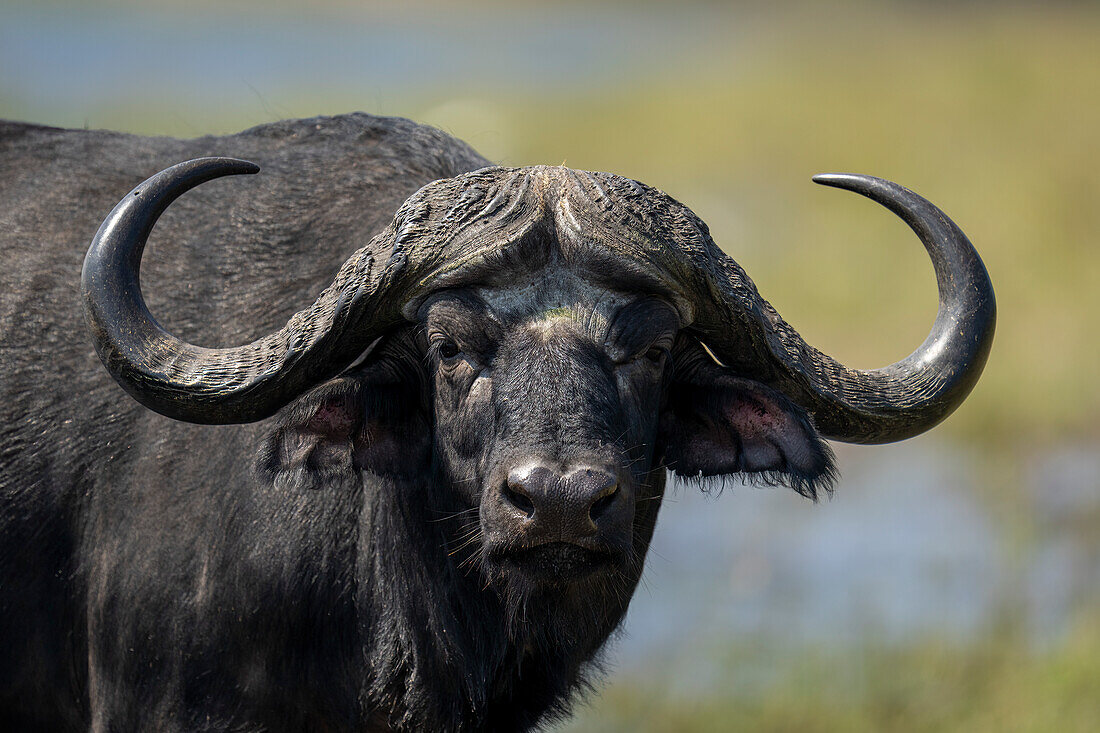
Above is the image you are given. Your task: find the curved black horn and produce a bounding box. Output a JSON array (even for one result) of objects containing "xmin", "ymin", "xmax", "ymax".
[
  {"xmin": 699, "ymin": 174, "xmax": 995, "ymax": 444},
  {"xmin": 82, "ymin": 158, "xmax": 404, "ymax": 424}
]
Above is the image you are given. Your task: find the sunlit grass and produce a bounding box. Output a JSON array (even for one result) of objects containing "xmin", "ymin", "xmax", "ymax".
[{"xmin": 562, "ymin": 615, "xmax": 1100, "ymax": 732}]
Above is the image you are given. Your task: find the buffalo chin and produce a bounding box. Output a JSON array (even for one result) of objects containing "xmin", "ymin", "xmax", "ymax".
[
  {"xmin": 488, "ymin": 542, "xmax": 621, "ymax": 587},
  {"xmin": 483, "ymin": 542, "xmax": 636, "ymax": 660}
]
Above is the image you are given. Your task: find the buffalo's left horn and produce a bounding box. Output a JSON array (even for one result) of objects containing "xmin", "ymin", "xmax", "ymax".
[
  {"xmin": 82, "ymin": 158, "xmax": 407, "ymax": 424},
  {"xmin": 703, "ymin": 174, "xmax": 995, "ymax": 444}
]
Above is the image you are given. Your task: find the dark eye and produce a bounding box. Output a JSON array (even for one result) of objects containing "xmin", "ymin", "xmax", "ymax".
[
  {"xmin": 437, "ymin": 340, "xmax": 461, "ymax": 361},
  {"xmin": 643, "ymin": 346, "xmax": 666, "ymax": 365}
]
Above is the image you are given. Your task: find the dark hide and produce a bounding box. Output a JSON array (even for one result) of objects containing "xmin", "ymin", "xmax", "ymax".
[
  {"xmin": 0, "ymin": 114, "xmax": 834, "ymax": 731},
  {"xmin": 0, "ymin": 114, "xmax": 487, "ymax": 731}
]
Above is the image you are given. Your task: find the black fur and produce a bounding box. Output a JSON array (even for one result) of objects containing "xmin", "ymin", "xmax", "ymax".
[{"xmin": 0, "ymin": 114, "xmax": 834, "ymax": 731}]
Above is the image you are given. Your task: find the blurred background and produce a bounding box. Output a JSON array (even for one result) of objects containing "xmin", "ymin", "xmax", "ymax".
[{"xmin": 3, "ymin": 0, "xmax": 1097, "ymax": 729}]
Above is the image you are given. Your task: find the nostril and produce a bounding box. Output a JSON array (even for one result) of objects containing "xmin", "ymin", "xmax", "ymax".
[
  {"xmin": 503, "ymin": 483, "xmax": 535, "ymax": 518},
  {"xmin": 589, "ymin": 485, "xmax": 619, "ymax": 522}
]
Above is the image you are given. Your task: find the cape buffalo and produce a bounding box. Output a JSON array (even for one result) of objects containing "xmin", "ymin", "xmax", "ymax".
[{"xmin": 0, "ymin": 113, "xmax": 994, "ymax": 731}]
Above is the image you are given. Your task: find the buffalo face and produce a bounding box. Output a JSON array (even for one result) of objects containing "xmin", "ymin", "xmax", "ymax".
[
  {"xmin": 254, "ymin": 264, "xmax": 835, "ymax": 606},
  {"xmin": 424, "ymin": 276, "xmax": 678, "ymax": 589},
  {"xmin": 349, "ymin": 268, "xmax": 830, "ymax": 599}
]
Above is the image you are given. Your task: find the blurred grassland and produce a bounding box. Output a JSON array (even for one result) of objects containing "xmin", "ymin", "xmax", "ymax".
[{"xmin": 567, "ymin": 613, "xmax": 1100, "ymax": 732}]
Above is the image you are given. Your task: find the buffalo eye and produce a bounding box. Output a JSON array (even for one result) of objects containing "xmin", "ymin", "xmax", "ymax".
[
  {"xmin": 431, "ymin": 335, "xmax": 479, "ymax": 376},
  {"xmin": 625, "ymin": 341, "xmax": 671, "ymax": 371},
  {"xmin": 437, "ymin": 339, "xmax": 461, "ymax": 362},
  {"xmin": 643, "ymin": 345, "xmax": 668, "ymax": 366}
]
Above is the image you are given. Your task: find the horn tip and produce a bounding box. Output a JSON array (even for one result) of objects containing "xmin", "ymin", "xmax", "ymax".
[
  {"xmin": 812, "ymin": 172, "xmax": 871, "ymax": 189},
  {"xmin": 178, "ymin": 157, "xmax": 260, "ymax": 177},
  {"xmin": 214, "ymin": 157, "xmax": 260, "ymax": 175}
]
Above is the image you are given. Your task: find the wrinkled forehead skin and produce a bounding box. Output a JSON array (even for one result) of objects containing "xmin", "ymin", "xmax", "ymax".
[{"xmin": 391, "ymin": 165, "xmax": 762, "ymax": 331}]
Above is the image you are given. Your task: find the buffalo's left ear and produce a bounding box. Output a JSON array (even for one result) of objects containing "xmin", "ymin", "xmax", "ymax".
[
  {"xmin": 658, "ymin": 346, "xmax": 835, "ymax": 499},
  {"xmin": 254, "ymin": 377, "xmax": 366, "ymax": 491},
  {"xmin": 255, "ymin": 334, "xmax": 430, "ymax": 490}
]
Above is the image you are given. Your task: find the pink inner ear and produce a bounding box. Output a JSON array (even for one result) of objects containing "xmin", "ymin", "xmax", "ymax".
[
  {"xmin": 305, "ymin": 401, "xmax": 358, "ymax": 437},
  {"xmin": 725, "ymin": 390, "xmax": 816, "ymax": 473},
  {"xmin": 727, "ymin": 398, "xmax": 785, "ymax": 439}
]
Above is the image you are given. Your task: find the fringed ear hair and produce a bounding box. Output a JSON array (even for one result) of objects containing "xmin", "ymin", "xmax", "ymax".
[{"xmin": 659, "ymin": 339, "xmax": 835, "ymax": 500}]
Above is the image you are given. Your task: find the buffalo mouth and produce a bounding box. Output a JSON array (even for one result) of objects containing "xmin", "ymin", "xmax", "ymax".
[{"xmin": 491, "ymin": 542, "xmax": 618, "ymax": 584}]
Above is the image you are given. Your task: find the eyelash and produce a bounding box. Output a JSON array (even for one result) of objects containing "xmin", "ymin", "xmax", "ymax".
[
  {"xmin": 437, "ymin": 340, "xmax": 460, "ymax": 361},
  {"xmin": 430, "ymin": 335, "xmax": 472, "ymax": 370},
  {"xmin": 643, "ymin": 346, "xmax": 667, "ymax": 364}
]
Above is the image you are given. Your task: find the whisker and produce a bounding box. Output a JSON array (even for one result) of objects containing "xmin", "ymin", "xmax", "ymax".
[
  {"xmin": 446, "ymin": 529, "xmax": 483, "ymax": 553},
  {"xmin": 428, "ymin": 506, "xmax": 480, "ymax": 523},
  {"xmin": 458, "ymin": 546, "xmax": 484, "ymax": 573},
  {"xmin": 447, "ymin": 537, "xmax": 479, "ymax": 556}
]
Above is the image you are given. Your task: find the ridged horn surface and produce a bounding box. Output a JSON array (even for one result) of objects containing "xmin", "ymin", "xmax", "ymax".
[{"xmin": 81, "ymin": 158, "xmax": 403, "ymax": 424}]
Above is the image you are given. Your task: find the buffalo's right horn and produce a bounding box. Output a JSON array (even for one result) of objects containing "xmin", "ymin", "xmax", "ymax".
[
  {"xmin": 701, "ymin": 174, "xmax": 996, "ymax": 444},
  {"xmin": 82, "ymin": 158, "xmax": 408, "ymax": 424}
]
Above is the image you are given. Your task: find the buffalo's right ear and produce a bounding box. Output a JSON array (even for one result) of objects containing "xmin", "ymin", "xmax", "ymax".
[
  {"xmin": 658, "ymin": 339, "xmax": 836, "ymax": 500},
  {"xmin": 255, "ymin": 336, "xmax": 429, "ymax": 490}
]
